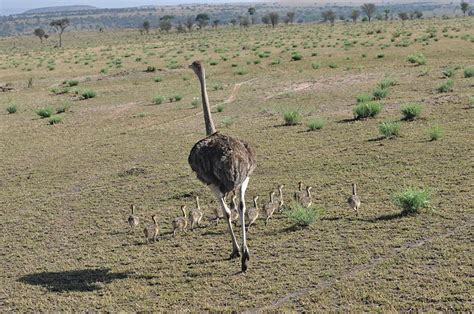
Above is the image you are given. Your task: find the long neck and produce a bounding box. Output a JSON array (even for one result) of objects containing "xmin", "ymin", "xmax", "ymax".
[
  {"xmin": 270, "ymin": 193, "xmax": 274, "ymax": 203},
  {"xmin": 152, "ymin": 216, "xmax": 157, "ymax": 224},
  {"xmin": 279, "ymin": 187, "xmax": 283, "ymax": 197},
  {"xmin": 182, "ymin": 207, "xmax": 187, "ymax": 218},
  {"xmin": 307, "ymin": 189, "xmax": 311, "ymax": 198},
  {"xmin": 352, "ymin": 184, "xmax": 357, "ymax": 195},
  {"xmin": 131, "ymin": 206, "xmax": 134, "ymax": 214},
  {"xmin": 196, "ymin": 197, "xmax": 200, "ymax": 210},
  {"xmin": 253, "ymin": 198, "xmax": 258, "ymax": 208},
  {"xmin": 198, "ymin": 68, "xmax": 216, "ymax": 136}
]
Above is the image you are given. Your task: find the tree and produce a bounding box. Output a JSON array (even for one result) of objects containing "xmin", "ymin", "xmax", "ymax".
[
  {"xmin": 248, "ymin": 7, "xmax": 256, "ymax": 24},
  {"xmin": 287, "ymin": 12, "xmax": 295, "ymax": 24},
  {"xmin": 322, "ymin": 10, "xmax": 336, "ymax": 25},
  {"xmin": 185, "ymin": 16, "xmax": 194, "ymax": 31},
  {"xmin": 230, "ymin": 19, "xmax": 238, "ymax": 27},
  {"xmin": 351, "ymin": 9, "xmax": 361, "ymax": 23},
  {"xmin": 142, "ymin": 20, "xmax": 150, "ymax": 34},
  {"xmin": 196, "ymin": 13, "xmax": 210, "ymax": 29},
  {"xmin": 461, "ymin": 1, "xmax": 469, "ymax": 16},
  {"xmin": 361, "ymin": 3, "xmax": 376, "ymax": 22},
  {"xmin": 384, "ymin": 9, "xmax": 390, "ymax": 20},
  {"xmin": 159, "ymin": 20, "xmax": 172, "ymax": 32},
  {"xmin": 212, "ymin": 20, "xmax": 220, "ymax": 28},
  {"xmin": 33, "ymin": 28, "xmax": 46, "ymax": 43},
  {"xmin": 398, "ymin": 12, "xmax": 409, "ymax": 26},
  {"xmin": 269, "ymin": 12, "xmax": 279, "ymax": 28},
  {"xmin": 50, "ymin": 18, "xmax": 70, "ymax": 47}
]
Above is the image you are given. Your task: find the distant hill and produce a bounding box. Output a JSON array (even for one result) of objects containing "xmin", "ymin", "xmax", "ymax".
[{"xmin": 22, "ymin": 5, "xmax": 98, "ymax": 15}]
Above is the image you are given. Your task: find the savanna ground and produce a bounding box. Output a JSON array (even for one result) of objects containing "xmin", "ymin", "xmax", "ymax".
[{"xmin": 0, "ymin": 18, "xmax": 473, "ymax": 311}]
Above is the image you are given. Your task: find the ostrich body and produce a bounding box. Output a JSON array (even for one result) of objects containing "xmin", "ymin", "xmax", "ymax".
[
  {"xmin": 188, "ymin": 61, "xmax": 256, "ymax": 272},
  {"xmin": 293, "ymin": 182, "xmax": 304, "ymax": 202},
  {"xmin": 128, "ymin": 204, "xmax": 139, "ymax": 229},
  {"xmin": 300, "ymin": 186, "xmax": 313, "ymax": 208},
  {"xmin": 264, "ymin": 191, "xmax": 278, "ymax": 226},
  {"xmin": 189, "ymin": 196, "xmax": 204, "ymax": 231},
  {"xmin": 143, "ymin": 215, "xmax": 159, "ymax": 243},
  {"xmin": 246, "ymin": 196, "xmax": 259, "ymax": 231},
  {"xmin": 172, "ymin": 205, "xmax": 188, "ymax": 236},
  {"xmin": 347, "ymin": 183, "xmax": 361, "ymax": 215}
]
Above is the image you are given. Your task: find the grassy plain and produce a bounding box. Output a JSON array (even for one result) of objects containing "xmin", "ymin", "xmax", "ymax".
[{"xmin": 0, "ymin": 18, "xmax": 473, "ymax": 311}]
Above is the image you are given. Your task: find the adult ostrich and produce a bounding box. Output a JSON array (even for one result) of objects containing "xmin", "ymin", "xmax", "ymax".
[{"xmin": 188, "ymin": 61, "xmax": 257, "ymax": 272}]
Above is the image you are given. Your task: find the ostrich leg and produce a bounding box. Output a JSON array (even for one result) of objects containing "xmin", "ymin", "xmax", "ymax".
[
  {"xmin": 210, "ymin": 185, "xmax": 240, "ymax": 258},
  {"xmin": 239, "ymin": 177, "xmax": 250, "ymax": 272}
]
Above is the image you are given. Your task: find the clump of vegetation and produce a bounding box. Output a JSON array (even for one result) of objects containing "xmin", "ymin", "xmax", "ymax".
[
  {"xmin": 307, "ymin": 118, "xmax": 325, "ymax": 131},
  {"xmin": 81, "ymin": 89, "xmax": 97, "ymax": 99},
  {"xmin": 145, "ymin": 66, "xmax": 156, "ymax": 72},
  {"xmin": 373, "ymin": 87, "xmax": 388, "ymax": 100},
  {"xmin": 56, "ymin": 103, "xmax": 70, "ymax": 114},
  {"xmin": 356, "ymin": 93, "xmax": 374, "ymax": 103},
  {"xmin": 6, "ymin": 104, "xmax": 17, "ymax": 114},
  {"xmin": 152, "ymin": 95, "xmax": 164, "ymax": 105},
  {"xmin": 174, "ymin": 95, "xmax": 183, "ymax": 102},
  {"xmin": 442, "ymin": 66, "xmax": 457, "ymax": 78},
  {"xmin": 283, "ymin": 202, "xmax": 323, "ymax": 227},
  {"xmin": 283, "ymin": 109, "xmax": 302, "ymax": 125},
  {"xmin": 36, "ymin": 107, "xmax": 55, "ymax": 118},
  {"xmin": 191, "ymin": 97, "xmax": 200, "ymax": 108},
  {"xmin": 221, "ymin": 117, "xmax": 234, "ymax": 128},
  {"xmin": 379, "ymin": 121, "xmax": 401, "ymax": 138},
  {"xmin": 428, "ymin": 126, "xmax": 444, "ymax": 141},
  {"xmin": 153, "ymin": 76, "xmax": 163, "ymax": 82},
  {"xmin": 401, "ymin": 103, "xmax": 422, "ymax": 121},
  {"xmin": 49, "ymin": 115, "xmax": 63, "ymax": 125},
  {"xmin": 291, "ymin": 52, "xmax": 303, "ymax": 61},
  {"xmin": 469, "ymin": 96, "xmax": 474, "ymax": 108},
  {"xmin": 216, "ymin": 104, "xmax": 225, "ymax": 112},
  {"xmin": 49, "ymin": 86, "xmax": 69, "ymax": 95},
  {"xmin": 378, "ymin": 79, "xmax": 398, "ymax": 89},
  {"xmin": 464, "ymin": 67, "xmax": 474, "ymax": 78},
  {"xmin": 311, "ymin": 62, "xmax": 320, "ymax": 69},
  {"xmin": 65, "ymin": 79, "xmax": 79, "ymax": 87},
  {"xmin": 235, "ymin": 68, "xmax": 248, "ymax": 75},
  {"xmin": 436, "ymin": 79, "xmax": 453, "ymax": 93},
  {"xmin": 328, "ymin": 62, "xmax": 338, "ymax": 69},
  {"xmin": 354, "ymin": 102, "xmax": 382, "ymax": 119},
  {"xmin": 392, "ymin": 187, "xmax": 430, "ymax": 215},
  {"xmin": 407, "ymin": 52, "xmax": 426, "ymax": 65}
]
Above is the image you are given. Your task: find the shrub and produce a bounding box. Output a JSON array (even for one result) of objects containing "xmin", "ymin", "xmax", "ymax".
[
  {"xmin": 49, "ymin": 115, "xmax": 62, "ymax": 125},
  {"xmin": 392, "ymin": 188, "xmax": 430, "ymax": 215},
  {"xmin": 378, "ymin": 79, "xmax": 397, "ymax": 89},
  {"xmin": 407, "ymin": 52, "xmax": 426, "ymax": 65},
  {"xmin": 271, "ymin": 59, "xmax": 281, "ymax": 65},
  {"xmin": 6, "ymin": 104, "xmax": 17, "ymax": 114},
  {"xmin": 436, "ymin": 79, "xmax": 453, "ymax": 93},
  {"xmin": 401, "ymin": 103, "xmax": 422, "ymax": 121},
  {"xmin": 464, "ymin": 67, "xmax": 474, "ymax": 78},
  {"xmin": 469, "ymin": 96, "xmax": 474, "ymax": 108},
  {"xmin": 291, "ymin": 52, "xmax": 303, "ymax": 61},
  {"xmin": 283, "ymin": 110, "xmax": 302, "ymax": 125},
  {"xmin": 36, "ymin": 107, "xmax": 55, "ymax": 118},
  {"xmin": 56, "ymin": 102, "xmax": 70, "ymax": 114},
  {"xmin": 311, "ymin": 62, "xmax": 320, "ymax": 69},
  {"xmin": 153, "ymin": 76, "xmax": 163, "ymax": 82},
  {"xmin": 379, "ymin": 121, "xmax": 401, "ymax": 138},
  {"xmin": 152, "ymin": 95, "xmax": 164, "ymax": 105},
  {"xmin": 49, "ymin": 86, "xmax": 69, "ymax": 95},
  {"xmin": 283, "ymin": 202, "xmax": 323, "ymax": 227},
  {"xmin": 191, "ymin": 97, "xmax": 200, "ymax": 108},
  {"xmin": 442, "ymin": 67, "xmax": 456, "ymax": 78},
  {"xmin": 216, "ymin": 104, "xmax": 225, "ymax": 112},
  {"xmin": 428, "ymin": 126, "xmax": 444, "ymax": 141},
  {"xmin": 356, "ymin": 93, "xmax": 374, "ymax": 103},
  {"xmin": 307, "ymin": 119, "xmax": 325, "ymax": 131},
  {"xmin": 373, "ymin": 87, "xmax": 388, "ymax": 100},
  {"xmin": 328, "ymin": 62, "xmax": 338, "ymax": 69},
  {"xmin": 81, "ymin": 89, "xmax": 97, "ymax": 99},
  {"xmin": 66, "ymin": 80, "xmax": 79, "ymax": 87},
  {"xmin": 353, "ymin": 102, "xmax": 382, "ymax": 119},
  {"xmin": 174, "ymin": 95, "xmax": 183, "ymax": 102}
]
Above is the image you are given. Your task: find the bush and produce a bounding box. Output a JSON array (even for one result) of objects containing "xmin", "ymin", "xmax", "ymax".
[
  {"xmin": 373, "ymin": 87, "xmax": 388, "ymax": 100},
  {"xmin": 191, "ymin": 98, "xmax": 200, "ymax": 108},
  {"xmin": 392, "ymin": 188, "xmax": 430, "ymax": 215},
  {"xmin": 36, "ymin": 107, "xmax": 55, "ymax": 118},
  {"xmin": 291, "ymin": 52, "xmax": 303, "ymax": 61},
  {"xmin": 407, "ymin": 52, "xmax": 426, "ymax": 66},
  {"xmin": 66, "ymin": 80, "xmax": 79, "ymax": 87},
  {"xmin": 378, "ymin": 79, "xmax": 397, "ymax": 89},
  {"xmin": 283, "ymin": 202, "xmax": 323, "ymax": 227},
  {"xmin": 153, "ymin": 76, "xmax": 163, "ymax": 82},
  {"xmin": 174, "ymin": 95, "xmax": 183, "ymax": 102},
  {"xmin": 379, "ymin": 121, "xmax": 401, "ymax": 138},
  {"xmin": 356, "ymin": 93, "xmax": 374, "ymax": 103},
  {"xmin": 428, "ymin": 126, "xmax": 444, "ymax": 141},
  {"xmin": 328, "ymin": 62, "xmax": 338, "ymax": 69},
  {"xmin": 221, "ymin": 117, "xmax": 233, "ymax": 128},
  {"xmin": 81, "ymin": 89, "xmax": 96, "ymax": 99},
  {"xmin": 307, "ymin": 119, "xmax": 325, "ymax": 131},
  {"xmin": 56, "ymin": 103, "xmax": 70, "ymax": 114},
  {"xmin": 311, "ymin": 62, "xmax": 320, "ymax": 69},
  {"xmin": 235, "ymin": 68, "xmax": 248, "ymax": 75},
  {"xmin": 283, "ymin": 110, "xmax": 302, "ymax": 125},
  {"xmin": 49, "ymin": 86, "xmax": 69, "ymax": 95},
  {"xmin": 436, "ymin": 79, "xmax": 453, "ymax": 93},
  {"xmin": 49, "ymin": 115, "xmax": 62, "ymax": 125},
  {"xmin": 152, "ymin": 95, "xmax": 164, "ymax": 105},
  {"xmin": 401, "ymin": 103, "xmax": 422, "ymax": 121},
  {"xmin": 353, "ymin": 102, "xmax": 382, "ymax": 119},
  {"xmin": 216, "ymin": 104, "xmax": 225, "ymax": 112},
  {"xmin": 6, "ymin": 104, "xmax": 17, "ymax": 114},
  {"xmin": 464, "ymin": 67, "xmax": 474, "ymax": 78},
  {"xmin": 442, "ymin": 67, "xmax": 457, "ymax": 78}
]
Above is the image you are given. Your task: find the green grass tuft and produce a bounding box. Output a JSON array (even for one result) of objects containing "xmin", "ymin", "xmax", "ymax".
[
  {"xmin": 7, "ymin": 104, "xmax": 17, "ymax": 114},
  {"xmin": 373, "ymin": 87, "xmax": 388, "ymax": 100},
  {"xmin": 48, "ymin": 115, "xmax": 63, "ymax": 125},
  {"xmin": 463, "ymin": 67, "xmax": 474, "ymax": 78},
  {"xmin": 436, "ymin": 79, "xmax": 453, "ymax": 93},
  {"xmin": 379, "ymin": 121, "xmax": 401, "ymax": 138},
  {"xmin": 356, "ymin": 93, "xmax": 374, "ymax": 103},
  {"xmin": 36, "ymin": 107, "xmax": 55, "ymax": 118},
  {"xmin": 354, "ymin": 102, "xmax": 382, "ymax": 119},
  {"xmin": 283, "ymin": 202, "xmax": 323, "ymax": 227},
  {"xmin": 407, "ymin": 52, "xmax": 426, "ymax": 66},
  {"xmin": 428, "ymin": 126, "xmax": 444, "ymax": 141},
  {"xmin": 81, "ymin": 89, "xmax": 97, "ymax": 99},
  {"xmin": 392, "ymin": 187, "xmax": 430, "ymax": 215},
  {"xmin": 283, "ymin": 109, "xmax": 302, "ymax": 125},
  {"xmin": 152, "ymin": 95, "xmax": 164, "ymax": 105},
  {"xmin": 401, "ymin": 103, "xmax": 422, "ymax": 121},
  {"xmin": 307, "ymin": 119, "xmax": 325, "ymax": 131}
]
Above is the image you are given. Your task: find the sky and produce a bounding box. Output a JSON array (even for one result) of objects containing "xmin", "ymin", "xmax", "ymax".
[{"xmin": 0, "ymin": 0, "xmax": 259, "ymax": 15}]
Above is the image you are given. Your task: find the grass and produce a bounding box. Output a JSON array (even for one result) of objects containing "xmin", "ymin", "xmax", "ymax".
[
  {"xmin": 401, "ymin": 103, "xmax": 422, "ymax": 121},
  {"xmin": 283, "ymin": 109, "xmax": 302, "ymax": 125},
  {"xmin": 464, "ymin": 67, "xmax": 474, "ymax": 78},
  {"xmin": 291, "ymin": 52, "xmax": 303, "ymax": 61},
  {"xmin": 65, "ymin": 80, "xmax": 79, "ymax": 87},
  {"xmin": 35, "ymin": 107, "xmax": 55, "ymax": 118},
  {"xmin": 377, "ymin": 79, "xmax": 398, "ymax": 89},
  {"xmin": 307, "ymin": 118, "xmax": 325, "ymax": 131},
  {"xmin": 153, "ymin": 76, "xmax": 163, "ymax": 82},
  {"xmin": 373, "ymin": 87, "xmax": 389, "ymax": 100},
  {"xmin": 6, "ymin": 104, "xmax": 17, "ymax": 114},
  {"xmin": 354, "ymin": 102, "xmax": 382, "ymax": 119},
  {"xmin": 356, "ymin": 93, "xmax": 374, "ymax": 103},
  {"xmin": 428, "ymin": 126, "xmax": 444, "ymax": 141},
  {"xmin": 283, "ymin": 202, "xmax": 323, "ymax": 227},
  {"xmin": 81, "ymin": 89, "xmax": 97, "ymax": 99},
  {"xmin": 191, "ymin": 98, "xmax": 200, "ymax": 108},
  {"xmin": 407, "ymin": 52, "xmax": 426, "ymax": 65},
  {"xmin": 152, "ymin": 95, "xmax": 164, "ymax": 105},
  {"xmin": 392, "ymin": 187, "xmax": 430, "ymax": 215},
  {"xmin": 436, "ymin": 79, "xmax": 454, "ymax": 93},
  {"xmin": 48, "ymin": 115, "xmax": 63, "ymax": 125},
  {"xmin": 216, "ymin": 104, "xmax": 225, "ymax": 112},
  {"xmin": 379, "ymin": 121, "xmax": 401, "ymax": 138}
]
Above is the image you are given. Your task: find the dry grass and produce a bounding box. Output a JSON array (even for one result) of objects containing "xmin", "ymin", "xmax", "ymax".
[{"xmin": 0, "ymin": 17, "xmax": 473, "ymax": 311}]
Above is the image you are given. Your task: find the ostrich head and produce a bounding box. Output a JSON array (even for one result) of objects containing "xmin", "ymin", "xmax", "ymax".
[{"xmin": 189, "ymin": 61, "xmax": 204, "ymax": 79}]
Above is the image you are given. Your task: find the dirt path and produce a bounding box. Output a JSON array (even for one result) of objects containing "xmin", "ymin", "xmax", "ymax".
[{"xmin": 245, "ymin": 221, "xmax": 472, "ymax": 312}]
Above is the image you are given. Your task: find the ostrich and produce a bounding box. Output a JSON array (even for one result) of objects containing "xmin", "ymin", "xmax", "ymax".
[
  {"xmin": 246, "ymin": 196, "xmax": 259, "ymax": 231},
  {"xmin": 347, "ymin": 183, "xmax": 361, "ymax": 215},
  {"xmin": 128, "ymin": 204, "xmax": 139, "ymax": 230},
  {"xmin": 188, "ymin": 61, "xmax": 257, "ymax": 272},
  {"xmin": 172, "ymin": 205, "xmax": 188, "ymax": 236},
  {"xmin": 300, "ymin": 186, "xmax": 313, "ymax": 208},
  {"xmin": 277, "ymin": 184, "xmax": 285, "ymax": 210},
  {"xmin": 143, "ymin": 215, "xmax": 159, "ymax": 243},
  {"xmin": 264, "ymin": 191, "xmax": 278, "ymax": 226},
  {"xmin": 189, "ymin": 196, "xmax": 204, "ymax": 231},
  {"xmin": 293, "ymin": 181, "xmax": 304, "ymax": 202}
]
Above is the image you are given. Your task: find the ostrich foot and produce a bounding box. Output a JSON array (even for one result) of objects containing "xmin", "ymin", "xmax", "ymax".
[
  {"xmin": 230, "ymin": 247, "xmax": 241, "ymax": 259},
  {"xmin": 241, "ymin": 247, "xmax": 250, "ymax": 272}
]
